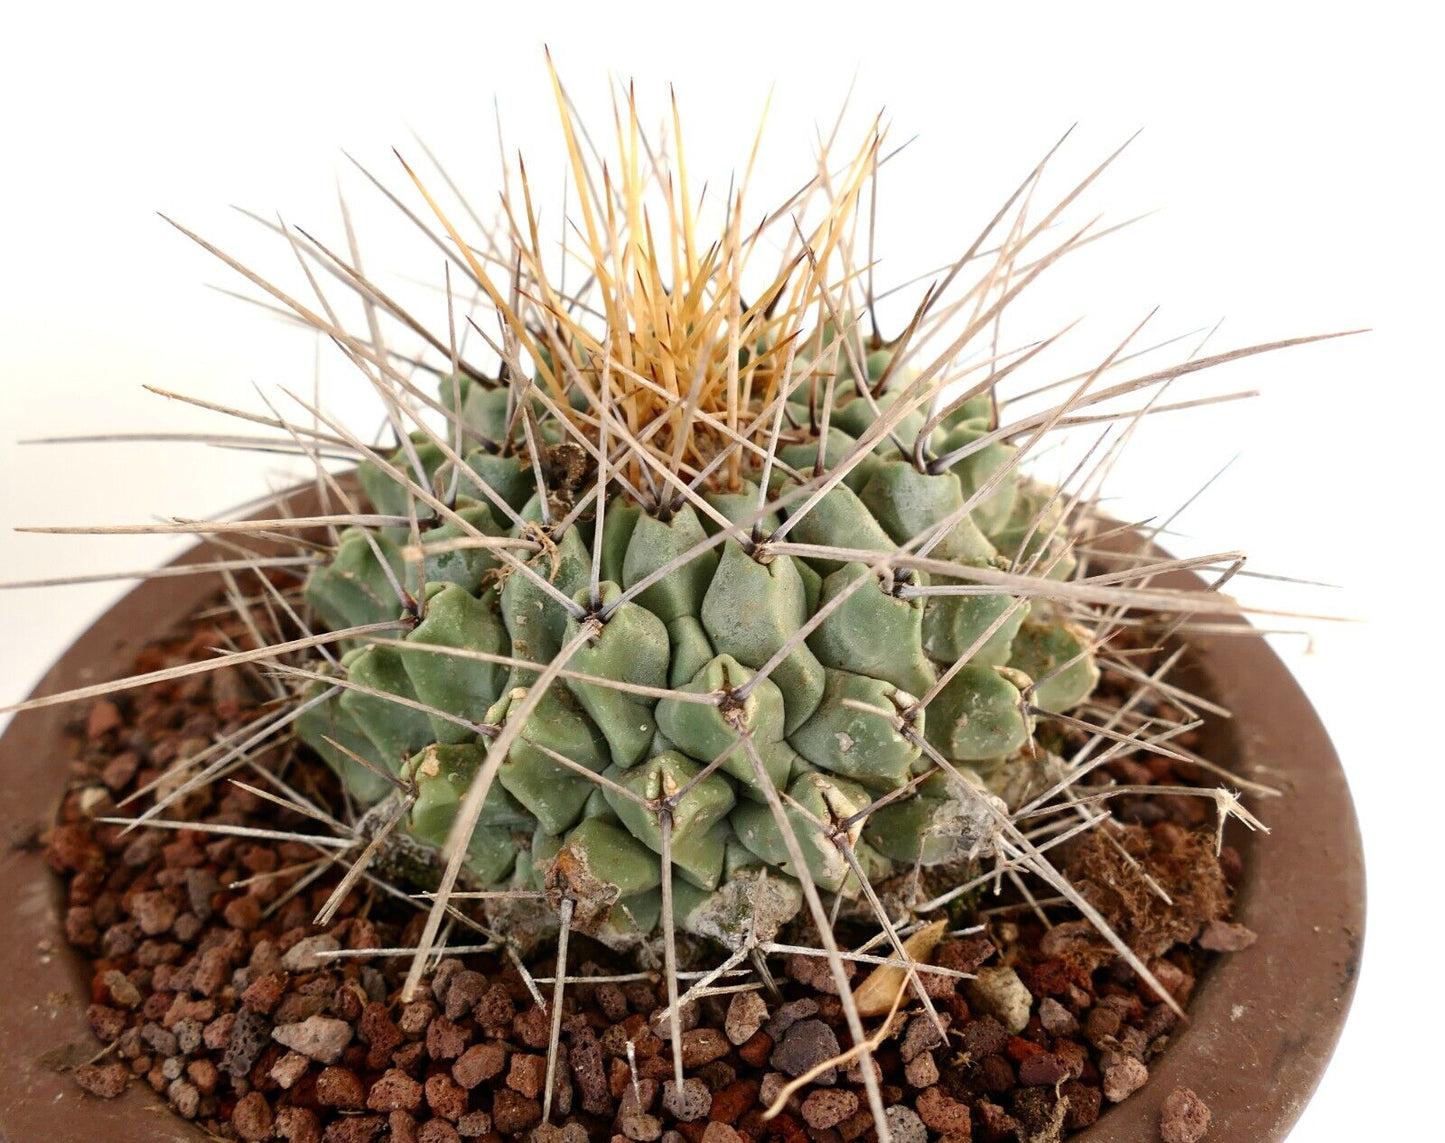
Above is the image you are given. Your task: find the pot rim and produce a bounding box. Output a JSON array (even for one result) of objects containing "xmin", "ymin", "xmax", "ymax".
[{"xmin": 0, "ymin": 504, "xmax": 1365, "ymax": 1141}]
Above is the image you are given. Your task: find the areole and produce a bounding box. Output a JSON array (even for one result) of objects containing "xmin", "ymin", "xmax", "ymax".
[{"xmin": 0, "ymin": 485, "xmax": 1364, "ymax": 1142}]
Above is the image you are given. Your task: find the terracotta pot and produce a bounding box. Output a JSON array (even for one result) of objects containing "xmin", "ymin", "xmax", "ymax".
[{"xmin": 0, "ymin": 511, "xmax": 1364, "ymax": 1141}]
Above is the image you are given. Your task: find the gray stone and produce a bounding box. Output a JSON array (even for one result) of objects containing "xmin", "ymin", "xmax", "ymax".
[
  {"xmin": 724, "ymin": 990, "xmax": 768, "ymax": 1046},
  {"xmin": 661, "ymin": 1077, "xmax": 711, "ymax": 1122},
  {"xmin": 271, "ymin": 1014, "xmax": 353, "ymax": 1064},
  {"xmin": 281, "ymin": 934, "xmax": 340, "ymax": 972},
  {"xmin": 965, "ymin": 965, "xmax": 1033, "ymax": 1033},
  {"xmin": 769, "ymin": 1018, "xmax": 840, "ymax": 1085},
  {"xmin": 883, "ymin": 1105, "xmax": 928, "ymax": 1143},
  {"xmin": 1103, "ymin": 1055, "xmax": 1149, "ymax": 1103}
]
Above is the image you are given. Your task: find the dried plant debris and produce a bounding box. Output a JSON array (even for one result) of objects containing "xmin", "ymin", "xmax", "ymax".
[
  {"xmin": 4, "ymin": 66, "xmax": 1320, "ymax": 1142},
  {"xmin": 1058, "ymin": 823, "xmax": 1230, "ymax": 969}
]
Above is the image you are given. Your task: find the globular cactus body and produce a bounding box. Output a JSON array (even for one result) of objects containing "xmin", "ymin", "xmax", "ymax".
[{"xmin": 299, "ymin": 366, "xmax": 1099, "ymax": 948}]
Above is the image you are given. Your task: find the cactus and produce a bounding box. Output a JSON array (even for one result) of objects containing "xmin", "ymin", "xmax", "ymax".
[
  {"xmin": 297, "ymin": 330, "xmax": 1100, "ymax": 946},
  {"xmin": 2, "ymin": 69, "xmax": 1319, "ymax": 1142}
]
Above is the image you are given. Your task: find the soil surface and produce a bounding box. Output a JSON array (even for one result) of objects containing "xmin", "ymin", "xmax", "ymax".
[{"xmin": 45, "ymin": 603, "xmax": 1248, "ymax": 1142}]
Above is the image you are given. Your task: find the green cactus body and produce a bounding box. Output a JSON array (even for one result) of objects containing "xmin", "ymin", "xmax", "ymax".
[{"xmin": 298, "ymin": 363, "xmax": 1098, "ymax": 948}]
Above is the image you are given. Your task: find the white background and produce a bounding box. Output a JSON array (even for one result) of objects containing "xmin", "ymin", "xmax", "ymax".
[{"xmin": 1, "ymin": 4, "xmax": 1438, "ymax": 1138}]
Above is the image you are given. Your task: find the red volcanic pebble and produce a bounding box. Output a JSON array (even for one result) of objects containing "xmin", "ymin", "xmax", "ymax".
[
  {"xmin": 276, "ymin": 1107, "xmax": 321, "ymax": 1143},
  {"xmin": 1161, "ymin": 1087, "xmax": 1212, "ymax": 1143},
  {"xmin": 74, "ymin": 1062, "xmax": 129, "ymax": 1099},
  {"xmin": 418, "ymin": 1120, "xmax": 463, "ymax": 1143},
  {"xmin": 490, "ymin": 1089, "xmax": 542, "ymax": 1134},
  {"xmin": 452, "ymin": 1041, "xmax": 506, "ymax": 1088},
  {"xmin": 425, "ymin": 1072, "xmax": 469, "ymax": 1120},
  {"xmin": 241, "ymin": 971, "xmax": 288, "ymax": 1014},
  {"xmin": 801, "ymin": 1088, "xmax": 858, "ymax": 1130},
  {"xmin": 232, "ymin": 1091, "xmax": 274, "ymax": 1141},
  {"xmin": 367, "ymin": 1068, "xmax": 423, "ymax": 1113},
  {"xmin": 506, "ymin": 1052, "xmax": 547, "ymax": 1099},
  {"xmin": 87, "ymin": 700, "xmax": 124, "ymax": 739},
  {"xmin": 316, "ymin": 1065, "xmax": 366, "ymax": 1109},
  {"xmin": 222, "ymin": 894, "xmax": 262, "ymax": 931}
]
